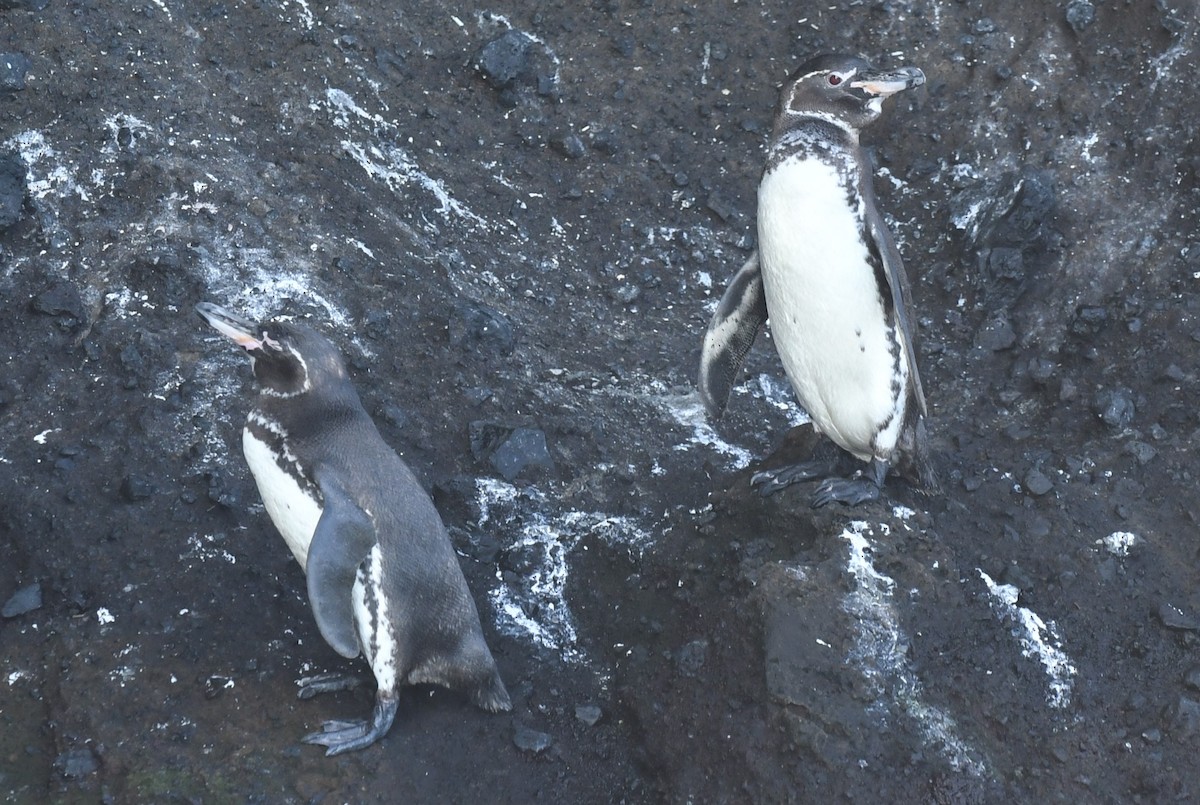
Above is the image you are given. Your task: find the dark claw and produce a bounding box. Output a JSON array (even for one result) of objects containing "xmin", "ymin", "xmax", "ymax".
[
  {"xmin": 750, "ymin": 458, "xmax": 836, "ymax": 497},
  {"xmin": 296, "ymin": 672, "xmax": 363, "ymax": 700},
  {"xmin": 811, "ymin": 477, "xmax": 882, "ymax": 508}
]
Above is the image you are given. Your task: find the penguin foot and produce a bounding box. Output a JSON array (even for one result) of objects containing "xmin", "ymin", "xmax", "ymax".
[
  {"xmin": 302, "ymin": 695, "xmax": 398, "ymax": 756},
  {"xmin": 296, "ymin": 672, "xmax": 363, "ymax": 700},
  {"xmin": 810, "ymin": 459, "xmax": 889, "ymax": 508},
  {"xmin": 811, "ymin": 477, "xmax": 882, "ymax": 508},
  {"xmin": 750, "ymin": 458, "xmax": 837, "ymax": 496}
]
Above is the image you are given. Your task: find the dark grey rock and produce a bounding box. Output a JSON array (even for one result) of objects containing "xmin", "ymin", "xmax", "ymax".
[
  {"xmin": 0, "ymin": 149, "xmax": 25, "ymax": 229},
  {"xmin": 0, "ymin": 51, "xmax": 30, "ymax": 90},
  {"xmin": 120, "ymin": 473, "xmax": 157, "ymax": 502},
  {"xmin": 1023, "ymin": 469, "xmax": 1053, "ymax": 497},
  {"xmin": 1065, "ymin": 0, "xmax": 1096, "ymax": 34},
  {"xmin": 1157, "ymin": 601, "xmax": 1200, "ymax": 632},
  {"xmin": 474, "ymin": 30, "xmax": 536, "ymax": 90},
  {"xmin": 575, "ymin": 704, "xmax": 603, "ymax": 726},
  {"xmin": 675, "ymin": 639, "xmax": 708, "ymax": 677},
  {"xmin": 1124, "ymin": 441, "xmax": 1156, "ymax": 465},
  {"xmin": 55, "ymin": 747, "xmax": 98, "ymax": 779},
  {"xmin": 1092, "ymin": 388, "xmax": 1135, "ymax": 430},
  {"xmin": 1183, "ymin": 667, "xmax": 1200, "ymax": 692},
  {"xmin": 1171, "ymin": 698, "xmax": 1200, "ymax": 741},
  {"xmin": 513, "ymin": 723, "xmax": 553, "ymax": 754},
  {"xmin": 1000, "ymin": 563, "xmax": 1034, "ymax": 591},
  {"xmin": 961, "ymin": 170, "xmax": 1058, "ymax": 311},
  {"xmin": 470, "ymin": 422, "xmax": 554, "ymax": 481},
  {"xmin": 554, "ymin": 133, "xmax": 586, "ymax": 160},
  {"xmin": 611, "ymin": 283, "xmax": 641, "ymax": 304},
  {"xmin": 1027, "ymin": 357, "xmax": 1057, "ymax": 385},
  {"xmin": 30, "ymin": 281, "xmax": 85, "ymax": 323},
  {"xmin": 705, "ymin": 191, "xmax": 738, "ymax": 224},
  {"xmin": 489, "ymin": 427, "xmax": 553, "ymax": 481},
  {"xmin": 449, "ymin": 302, "xmax": 515, "ymax": 358},
  {"xmin": 974, "ymin": 315, "xmax": 1016, "ymax": 351},
  {"xmin": 0, "ymin": 0, "xmax": 51, "ymax": 9},
  {"xmin": 2, "ymin": 582, "xmax": 42, "ymax": 617},
  {"xmin": 1071, "ymin": 305, "xmax": 1109, "ymax": 337}
]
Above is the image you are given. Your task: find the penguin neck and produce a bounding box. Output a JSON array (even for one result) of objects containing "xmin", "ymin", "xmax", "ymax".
[
  {"xmin": 252, "ymin": 383, "xmax": 367, "ymax": 433},
  {"xmin": 764, "ymin": 117, "xmax": 863, "ymax": 180}
]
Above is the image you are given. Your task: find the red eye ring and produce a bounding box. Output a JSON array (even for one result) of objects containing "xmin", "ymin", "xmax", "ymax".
[{"xmin": 828, "ymin": 74, "xmax": 843, "ymax": 86}]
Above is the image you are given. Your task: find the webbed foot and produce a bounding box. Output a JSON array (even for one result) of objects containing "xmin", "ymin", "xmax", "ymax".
[
  {"xmin": 750, "ymin": 458, "xmax": 839, "ymax": 496},
  {"xmin": 302, "ymin": 694, "xmax": 398, "ymax": 756},
  {"xmin": 811, "ymin": 477, "xmax": 882, "ymax": 508},
  {"xmin": 810, "ymin": 458, "xmax": 890, "ymax": 508}
]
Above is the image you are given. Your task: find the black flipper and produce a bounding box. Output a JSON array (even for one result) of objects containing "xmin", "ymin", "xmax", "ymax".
[
  {"xmin": 861, "ymin": 170, "xmax": 927, "ymax": 417},
  {"xmin": 306, "ymin": 474, "xmax": 377, "ymax": 659},
  {"xmin": 697, "ymin": 252, "xmax": 768, "ymax": 418}
]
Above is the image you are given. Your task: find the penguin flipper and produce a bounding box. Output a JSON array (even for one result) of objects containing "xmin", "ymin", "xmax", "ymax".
[
  {"xmin": 307, "ymin": 475, "xmax": 378, "ymax": 659},
  {"xmin": 697, "ymin": 252, "xmax": 767, "ymax": 418},
  {"xmin": 865, "ymin": 196, "xmax": 927, "ymax": 417}
]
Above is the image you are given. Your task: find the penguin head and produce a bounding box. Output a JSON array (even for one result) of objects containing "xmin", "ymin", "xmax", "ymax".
[
  {"xmin": 777, "ymin": 53, "xmax": 925, "ymax": 133},
  {"xmin": 196, "ymin": 302, "xmax": 350, "ymax": 398}
]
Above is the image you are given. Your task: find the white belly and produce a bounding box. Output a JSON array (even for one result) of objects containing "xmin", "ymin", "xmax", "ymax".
[
  {"xmin": 242, "ymin": 427, "xmax": 322, "ymax": 570},
  {"xmin": 757, "ymin": 157, "xmax": 907, "ymax": 460}
]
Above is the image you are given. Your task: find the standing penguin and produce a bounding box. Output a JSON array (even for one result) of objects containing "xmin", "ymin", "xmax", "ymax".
[
  {"xmin": 698, "ymin": 53, "xmax": 937, "ymax": 506},
  {"xmin": 197, "ymin": 302, "xmax": 510, "ymax": 755}
]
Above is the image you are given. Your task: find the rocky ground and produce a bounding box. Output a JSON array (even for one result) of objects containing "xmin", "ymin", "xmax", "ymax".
[{"xmin": 2, "ymin": 0, "xmax": 1199, "ymax": 802}]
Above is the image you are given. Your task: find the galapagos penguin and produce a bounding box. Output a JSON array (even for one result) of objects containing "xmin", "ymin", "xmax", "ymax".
[
  {"xmin": 698, "ymin": 53, "xmax": 937, "ymax": 506},
  {"xmin": 197, "ymin": 302, "xmax": 511, "ymax": 755}
]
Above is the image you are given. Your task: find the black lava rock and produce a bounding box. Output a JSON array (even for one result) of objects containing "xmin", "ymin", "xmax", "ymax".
[
  {"xmin": 0, "ymin": 51, "xmax": 30, "ymax": 91},
  {"xmin": 1065, "ymin": 0, "xmax": 1096, "ymax": 34},
  {"xmin": 473, "ymin": 29, "xmax": 554, "ymax": 102},
  {"xmin": 120, "ymin": 473, "xmax": 158, "ymax": 502},
  {"xmin": 2, "ymin": 582, "xmax": 42, "ymax": 618},
  {"xmin": 475, "ymin": 30, "xmax": 535, "ymax": 88},
  {"xmin": 30, "ymin": 281, "xmax": 85, "ymax": 325},
  {"xmin": 0, "ymin": 149, "xmax": 26, "ymax": 230},
  {"xmin": 449, "ymin": 302, "xmax": 515, "ymax": 358},
  {"xmin": 1092, "ymin": 387, "xmax": 1135, "ymax": 430},
  {"xmin": 974, "ymin": 315, "xmax": 1017, "ymax": 351},
  {"xmin": 490, "ymin": 427, "xmax": 553, "ymax": 480},
  {"xmin": 962, "ymin": 170, "xmax": 1059, "ymax": 311},
  {"xmin": 471, "ymin": 421, "xmax": 554, "ymax": 481}
]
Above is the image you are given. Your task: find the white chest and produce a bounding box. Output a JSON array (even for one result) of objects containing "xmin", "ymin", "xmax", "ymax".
[
  {"xmin": 756, "ymin": 156, "xmax": 906, "ymax": 459},
  {"xmin": 242, "ymin": 423, "xmax": 322, "ymax": 570}
]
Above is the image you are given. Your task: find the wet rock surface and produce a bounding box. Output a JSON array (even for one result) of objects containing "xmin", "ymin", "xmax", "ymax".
[{"xmin": 2, "ymin": 1, "xmax": 1199, "ymax": 802}]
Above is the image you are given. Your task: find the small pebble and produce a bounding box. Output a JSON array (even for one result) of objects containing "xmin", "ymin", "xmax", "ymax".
[
  {"xmin": 513, "ymin": 723, "xmax": 553, "ymax": 754},
  {"xmin": 1023, "ymin": 469, "xmax": 1054, "ymax": 497}
]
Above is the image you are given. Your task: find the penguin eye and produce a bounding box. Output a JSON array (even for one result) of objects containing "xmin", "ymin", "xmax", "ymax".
[{"xmin": 827, "ymin": 73, "xmax": 843, "ymax": 86}]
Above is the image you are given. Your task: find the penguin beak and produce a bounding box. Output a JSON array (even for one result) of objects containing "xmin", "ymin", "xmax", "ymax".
[
  {"xmin": 850, "ymin": 66, "xmax": 925, "ymax": 98},
  {"xmin": 196, "ymin": 302, "xmax": 267, "ymax": 351}
]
